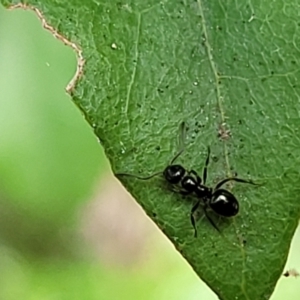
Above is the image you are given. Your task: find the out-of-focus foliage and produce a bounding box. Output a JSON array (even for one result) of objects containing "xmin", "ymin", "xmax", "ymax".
[{"xmin": 0, "ymin": 6, "xmax": 105, "ymax": 258}]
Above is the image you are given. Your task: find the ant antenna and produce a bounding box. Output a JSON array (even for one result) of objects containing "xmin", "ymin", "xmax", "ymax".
[
  {"xmin": 215, "ymin": 177, "xmax": 257, "ymax": 190},
  {"xmin": 179, "ymin": 121, "xmax": 187, "ymax": 150},
  {"xmin": 203, "ymin": 146, "xmax": 210, "ymax": 185},
  {"xmin": 117, "ymin": 121, "xmax": 188, "ymax": 180},
  {"xmin": 116, "ymin": 171, "xmax": 162, "ymax": 181},
  {"xmin": 170, "ymin": 121, "xmax": 187, "ymax": 165}
]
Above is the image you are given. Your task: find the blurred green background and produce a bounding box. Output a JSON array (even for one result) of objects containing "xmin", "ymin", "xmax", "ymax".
[{"xmin": 0, "ymin": 5, "xmax": 299, "ymax": 300}]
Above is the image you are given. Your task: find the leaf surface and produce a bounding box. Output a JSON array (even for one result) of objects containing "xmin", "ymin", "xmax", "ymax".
[{"xmin": 2, "ymin": 1, "xmax": 300, "ymax": 299}]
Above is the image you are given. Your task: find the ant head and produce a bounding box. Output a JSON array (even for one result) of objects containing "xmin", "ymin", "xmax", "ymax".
[{"xmin": 163, "ymin": 164, "xmax": 185, "ymax": 184}]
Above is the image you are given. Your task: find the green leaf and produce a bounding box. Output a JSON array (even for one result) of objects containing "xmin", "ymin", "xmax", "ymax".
[{"xmin": 2, "ymin": 1, "xmax": 300, "ymax": 299}]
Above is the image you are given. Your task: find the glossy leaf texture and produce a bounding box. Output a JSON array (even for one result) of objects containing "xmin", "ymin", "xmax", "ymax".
[{"xmin": 2, "ymin": 1, "xmax": 300, "ymax": 299}]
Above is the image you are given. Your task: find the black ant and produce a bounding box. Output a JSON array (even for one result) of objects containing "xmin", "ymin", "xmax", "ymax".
[{"xmin": 116, "ymin": 122, "xmax": 256, "ymax": 237}]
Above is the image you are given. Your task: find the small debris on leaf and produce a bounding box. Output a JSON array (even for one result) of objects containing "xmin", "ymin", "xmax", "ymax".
[{"xmin": 283, "ymin": 269, "xmax": 299, "ymax": 278}]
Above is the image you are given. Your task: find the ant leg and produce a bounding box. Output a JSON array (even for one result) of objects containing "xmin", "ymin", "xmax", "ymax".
[
  {"xmin": 215, "ymin": 177, "xmax": 257, "ymax": 190},
  {"xmin": 203, "ymin": 205, "xmax": 220, "ymax": 232},
  {"xmin": 171, "ymin": 185, "xmax": 191, "ymax": 196},
  {"xmin": 190, "ymin": 169, "xmax": 202, "ymax": 185},
  {"xmin": 191, "ymin": 201, "xmax": 220, "ymax": 236},
  {"xmin": 203, "ymin": 146, "xmax": 211, "ymax": 185},
  {"xmin": 179, "ymin": 190, "xmax": 192, "ymax": 196},
  {"xmin": 116, "ymin": 171, "xmax": 162, "ymax": 180},
  {"xmin": 168, "ymin": 184, "xmax": 192, "ymax": 196},
  {"xmin": 191, "ymin": 200, "xmax": 201, "ymax": 237},
  {"xmin": 170, "ymin": 122, "xmax": 188, "ymax": 164}
]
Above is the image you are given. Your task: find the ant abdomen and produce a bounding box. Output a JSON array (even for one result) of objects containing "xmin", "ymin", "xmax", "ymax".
[{"xmin": 209, "ymin": 189, "xmax": 239, "ymax": 217}]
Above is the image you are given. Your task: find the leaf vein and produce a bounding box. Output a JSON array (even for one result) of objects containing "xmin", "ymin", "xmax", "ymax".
[{"xmin": 125, "ymin": 12, "xmax": 141, "ymax": 114}]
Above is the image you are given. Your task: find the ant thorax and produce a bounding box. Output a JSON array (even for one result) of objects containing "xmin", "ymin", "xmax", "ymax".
[
  {"xmin": 181, "ymin": 174, "xmax": 198, "ymax": 192},
  {"xmin": 195, "ymin": 185, "xmax": 212, "ymax": 199}
]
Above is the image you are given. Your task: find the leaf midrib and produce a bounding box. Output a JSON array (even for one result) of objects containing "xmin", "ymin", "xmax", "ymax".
[{"xmin": 197, "ymin": 1, "xmax": 250, "ymax": 299}]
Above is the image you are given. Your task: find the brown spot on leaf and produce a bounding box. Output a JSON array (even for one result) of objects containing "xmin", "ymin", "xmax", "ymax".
[{"xmin": 218, "ymin": 123, "xmax": 231, "ymax": 140}]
